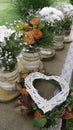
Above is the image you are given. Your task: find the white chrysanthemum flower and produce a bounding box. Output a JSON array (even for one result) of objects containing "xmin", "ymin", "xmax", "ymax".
[
  {"xmin": 0, "ymin": 34, "xmax": 5, "ymax": 43},
  {"xmin": 39, "ymin": 7, "xmax": 64, "ymax": 25},
  {"xmin": 0, "ymin": 25, "xmax": 15, "ymax": 43},
  {"xmin": 53, "ymin": 2, "xmax": 73, "ymax": 17}
]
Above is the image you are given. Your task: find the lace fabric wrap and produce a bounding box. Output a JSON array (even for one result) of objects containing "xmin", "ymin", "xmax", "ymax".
[{"xmin": 0, "ymin": 67, "xmax": 19, "ymax": 90}]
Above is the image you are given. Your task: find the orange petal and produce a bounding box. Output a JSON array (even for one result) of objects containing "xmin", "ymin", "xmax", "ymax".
[
  {"xmin": 22, "ymin": 31, "xmax": 35, "ymax": 45},
  {"xmin": 34, "ymin": 111, "xmax": 43, "ymax": 118},
  {"xmin": 23, "ymin": 24, "xmax": 32, "ymax": 30},
  {"xmin": 60, "ymin": 109, "xmax": 73, "ymax": 119},
  {"xmin": 32, "ymin": 29, "xmax": 43, "ymax": 39},
  {"xmin": 20, "ymin": 88, "xmax": 28, "ymax": 95},
  {"xmin": 30, "ymin": 18, "xmax": 40, "ymax": 25},
  {"xmin": 22, "ymin": 73, "xmax": 28, "ymax": 79}
]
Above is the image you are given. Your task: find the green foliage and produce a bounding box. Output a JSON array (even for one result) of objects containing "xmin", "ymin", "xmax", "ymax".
[
  {"xmin": 66, "ymin": 82, "xmax": 73, "ymax": 130},
  {"xmin": 0, "ymin": 32, "xmax": 24, "ymax": 71},
  {"xmin": 0, "ymin": 43, "xmax": 17, "ymax": 71},
  {"xmin": 66, "ymin": 119, "xmax": 73, "ymax": 130},
  {"xmin": 14, "ymin": 22, "xmax": 26, "ymax": 32},
  {"xmin": 0, "ymin": 1, "xmax": 21, "ymax": 25},
  {"xmin": 59, "ymin": 84, "xmax": 73, "ymax": 111},
  {"xmin": 5, "ymin": 33, "xmax": 23, "ymax": 56},
  {"xmin": 52, "ymin": 21, "xmax": 65, "ymax": 35},
  {"xmin": 15, "ymin": 0, "xmax": 54, "ymax": 18},
  {"xmin": 70, "ymin": 0, "xmax": 73, "ymax": 4},
  {"xmin": 62, "ymin": 16, "xmax": 73, "ymax": 30},
  {"xmin": 55, "ymin": 0, "xmax": 70, "ymax": 2},
  {"xmin": 28, "ymin": 0, "xmax": 53, "ymax": 10},
  {"xmin": 52, "ymin": 17, "xmax": 72, "ymax": 35},
  {"xmin": 38, "ymin": 29, "xmax": 54, "ymax": 47},
  {"xmin": 35, "ymin": 22, "xmax": 54, "ymax": 47},
  {"xmin": 34, "ymin": 117, "xmax": 47, "ymax": 128}
]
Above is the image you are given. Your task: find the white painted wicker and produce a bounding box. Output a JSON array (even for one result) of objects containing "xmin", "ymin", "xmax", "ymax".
[{"xmin": 25, "ymin": 72, "xmax": 69, "ymax": 114}]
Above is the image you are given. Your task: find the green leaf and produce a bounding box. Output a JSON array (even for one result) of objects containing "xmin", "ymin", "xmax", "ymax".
[
  {"xmin": 33, "ymin": 117, "xmax": 47, "ymax": 128},
  {"xmin": 40, "ymin": 128, "xmax": 46, "ymax": 130},
  {"xmin": 32, "ymin": 103, "xmax": 37, "ymax": 110},
  {"xmin": 14, "ymin": 22, "xmax": 25, "ymax": 31},
  {"xmin": 38, "ymin": 23, "xmax": 45, "ymax": 30}
]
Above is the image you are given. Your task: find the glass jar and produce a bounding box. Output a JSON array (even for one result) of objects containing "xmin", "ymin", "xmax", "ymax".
[
  {"xmin": 0, "ymin": 65, "xmax": 20, "ymax": 90},
  {"xmin": 64, "ymin": 29, "xmax": 72, "ymax": 43},
  {"xmin": 53, "ymin": 35, "xmax": 64, "ymax": 50},
  {"xmin": 40, "ymin": 47, "xmax": 55, "ymax": 60},
  {"xmin": 22, "ymin": 50, "xmax": 41, "ymax": 71}
]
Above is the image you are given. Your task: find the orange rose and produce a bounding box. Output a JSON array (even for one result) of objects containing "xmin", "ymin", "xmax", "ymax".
[
  {"xmin": 30, "ymin": 18, "xmax": 40, "ymax": 25},
  {"xmin": 34, "ymin": 111, "xmax": 43, "ymax": 118},
  {"xmin": 20, "ymin": 88, "xmax": 28, "ymax": 95},
  {"xmin": 22, "ymin": 73, "xmax": 28, "ymax": 79},
  {"xmin": 32, "ymin": 29, "xmax": 43, "ymax": 39},
  {"xmin": 60, "ymin": 109, "xmax": 73, "ymax": 119},
  {"xmin": 23, "ymin": 24, "xmax": 32, "ymax": 30},
  {"xmin": 22, "ymin": 31, "xmax": 35, "ymax": 45}
]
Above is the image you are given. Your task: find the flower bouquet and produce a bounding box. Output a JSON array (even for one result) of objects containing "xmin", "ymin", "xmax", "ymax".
[
  {"xmin": 15, "ymin": 17, "xmax": 54, "ymax": 70},
  {"xmin": 52, "ymin": 2, "xmax": 73, "ymax": 43},
  {"xmin": 31, "ymin": 7, "xmax": 64, "ymax": 50},
  {"xmin": 0, "ymin": 25, "xmax": 22, "ymax": 90},
  {"xmin": 0, "ymin": 31, "xmax": 22, "ymax": 101}
]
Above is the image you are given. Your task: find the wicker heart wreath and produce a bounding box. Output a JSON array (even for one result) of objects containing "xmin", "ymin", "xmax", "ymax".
[{"xmin": 25, "ymin": 72, "xmax": 69, "ymax": 114}]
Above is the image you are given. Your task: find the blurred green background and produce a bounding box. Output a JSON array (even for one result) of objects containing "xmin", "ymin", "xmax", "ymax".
[{"xmin": 0, "ymin": 0, "xmax": 70, "ymax": 25}]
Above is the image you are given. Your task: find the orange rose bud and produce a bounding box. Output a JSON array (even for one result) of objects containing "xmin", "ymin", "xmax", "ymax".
[
  {"xmin": 62, "ymin": 112, "xmax": 73, "ymax": 119},
  {"xmin": 23, "ymin": 24, "xmax": 32, "ymax": 30},
  {"xmin": 60, "ymin": 109, "xmax": 73, "ymax": 119},
  {"xmin": 32, "ymin": 29, "xmax": 43, "ymax": 39},
  {"xmin": 22, "ymin": 73, "xmax": 28, "ymax": 79},
  {"xmin": 30, "ymin": 18, "xmax": 40, "ymax": 25},
  {"xmin": 22, "ymin": 31, "xmax": 35, "ymax": 45},
  {"xmin": 20, "ymin": 88, "xmax": 28, "ymax": 95},
  {"xmin": 34, "ymin": 111, "xmax": 43, "ymax": 118}
]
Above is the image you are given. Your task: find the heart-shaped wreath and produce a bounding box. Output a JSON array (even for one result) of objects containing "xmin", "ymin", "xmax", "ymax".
[{"xmin": 25, "ymin": 72, "xmax": 69, "ymax": 113}]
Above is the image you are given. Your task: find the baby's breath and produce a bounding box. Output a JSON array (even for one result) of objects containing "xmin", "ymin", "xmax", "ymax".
[{"xmin": 0, "ymin": 24, "xmax": 23, "ymax": 72}]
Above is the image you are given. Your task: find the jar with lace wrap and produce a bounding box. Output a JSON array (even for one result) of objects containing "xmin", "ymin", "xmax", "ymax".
[
  {"xmin": 22, "ymin": 48, "xmax": 41, "ymax": 71},
  {"xmin": 0, "ymin": 66, "xmax": 20, "ymax": 90},
  {"xmin": 0, "ymin": 44, "xmax": 20, "ymax": 90}
]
